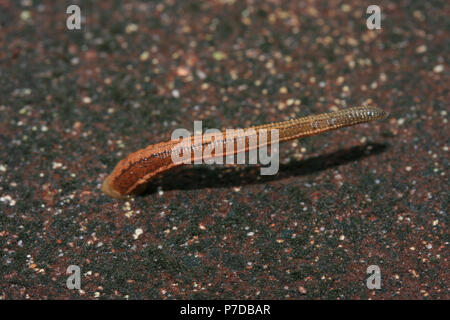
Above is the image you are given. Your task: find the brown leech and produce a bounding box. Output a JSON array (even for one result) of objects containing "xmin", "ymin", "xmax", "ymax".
[{"xmin": 102, "ymin": 106, "xmax": 388, "ymax": 198}]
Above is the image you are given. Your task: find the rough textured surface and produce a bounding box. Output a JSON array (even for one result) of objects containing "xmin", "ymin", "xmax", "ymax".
[{"xmin": 0, "ymin": 0, "xmax": 448, "ymax": 299}]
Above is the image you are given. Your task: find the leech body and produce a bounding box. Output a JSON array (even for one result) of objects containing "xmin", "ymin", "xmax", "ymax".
[{"xmin": 102, "ymin": 106, "xmax": 388, "ymax": 198}]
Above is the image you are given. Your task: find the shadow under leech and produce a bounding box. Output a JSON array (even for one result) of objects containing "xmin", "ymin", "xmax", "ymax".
[{"xmin": 138, "ymin": 142, "xmax": 388, "ymax": 196}]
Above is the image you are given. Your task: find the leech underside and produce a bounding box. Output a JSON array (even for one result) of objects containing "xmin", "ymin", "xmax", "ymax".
[{"xmin": 102, "ymin": 106, "xmax": 388, "ymax": 198}]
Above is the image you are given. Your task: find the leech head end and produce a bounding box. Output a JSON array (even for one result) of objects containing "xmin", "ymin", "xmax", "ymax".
[{"xmin": 377, "ymin": 108, "xmax": 389, "ymax": 120}]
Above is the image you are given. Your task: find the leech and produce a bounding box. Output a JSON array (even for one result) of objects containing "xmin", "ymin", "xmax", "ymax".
[{"xmin": 101, "ymin": 106, "xmax": 388, "ymax": 198}]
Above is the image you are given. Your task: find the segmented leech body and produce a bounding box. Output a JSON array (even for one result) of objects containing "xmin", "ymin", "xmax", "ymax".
[{"xmin": 102, "ymin": 106, "xmax": 388, "ymax": 198}]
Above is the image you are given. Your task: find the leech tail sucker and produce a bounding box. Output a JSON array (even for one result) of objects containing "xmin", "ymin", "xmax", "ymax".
[{"xmin": 101, "ymin": 106, "xmax": 388, "ymax": 198}]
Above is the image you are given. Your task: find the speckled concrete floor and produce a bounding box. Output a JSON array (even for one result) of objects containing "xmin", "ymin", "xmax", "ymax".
[{"xmin": 0, "ymin": 0, "xmax": 448, "ymax": 299}]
